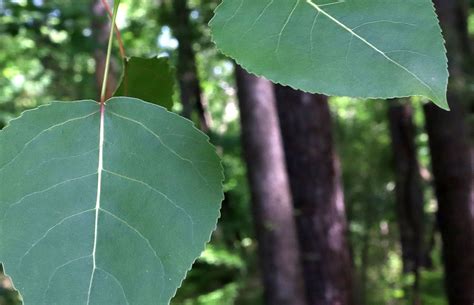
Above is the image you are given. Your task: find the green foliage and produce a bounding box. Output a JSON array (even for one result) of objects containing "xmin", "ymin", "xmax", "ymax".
[
  {"xmin": 115, "ymin": 57, "xmax": 176, "ymax": 110},
  {"xmin": 210, "ymin": 0, "xmax": 449, "ymax": 109},
  {"xmin": 332, "ymin": 98, "xmax": 447, "ymax": 305},
  {"xmin": 0, "ymin": 98, "xmax": 223, "ymax": 305}
]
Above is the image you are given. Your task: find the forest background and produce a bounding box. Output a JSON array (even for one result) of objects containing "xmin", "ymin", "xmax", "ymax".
[{"xmin": 0, "ymin": 0, "xmax": 473, "ymax": 305}]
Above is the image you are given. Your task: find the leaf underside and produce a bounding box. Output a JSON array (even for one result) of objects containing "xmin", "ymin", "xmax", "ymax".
[
  {"xmin": 210, "ymin": 0, "xmax": 449, "ymax": 109},
  {"xmin": 0, "ymin": 97, "xmax": 223, "ymax": 305},
  {"xmin": 115, "ymin": 57, "xmax": 176, "ymax": 110}
]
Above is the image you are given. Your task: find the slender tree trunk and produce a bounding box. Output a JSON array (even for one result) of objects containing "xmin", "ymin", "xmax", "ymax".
[
  {"xmin": 275, "ymin": 85, "xmax": 353, "ymax": 305},
  {"xmin": 358, "ymin": 207, "xmax": 372, "ymax": 305},
  {"xmin": 235, "ymin": 66, "xmax": 307, "ymax": 305},
  {"xmin": 388, "ymin": 101, "xmax": 427, "ymax": 303},
  {"xmin": 91, "ymin": 0, "xmax": 117, "ymax": 100},
  {"xmin": 426, "ymin": 1, "xmax": 474, "ymax": 304},
  {"xmin": 171, "ymin": 0, "xmax": 212, "ymax": 132}
]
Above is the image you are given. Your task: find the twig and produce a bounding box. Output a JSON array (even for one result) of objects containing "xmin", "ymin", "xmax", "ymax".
[{"xmin": 101, "ymin": 0, "xmax": 126, "ymax": 59}]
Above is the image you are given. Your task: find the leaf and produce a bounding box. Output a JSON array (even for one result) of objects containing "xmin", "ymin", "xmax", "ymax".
[
  {"xmin": 115, "ymin": 57, "xmax": 176, "ymax": 110},
  {"xmin": 0, "ymin": 97, "xmax": 223, "ymax": 305},
  {"xmin": 210, "ymin": 0, "xmax": 449, "ymax": 109}
]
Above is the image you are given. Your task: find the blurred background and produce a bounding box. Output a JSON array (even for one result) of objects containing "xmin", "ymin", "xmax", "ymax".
[{"xmin": 0, "ymin": 0, "xmax": 472, "ymax": 305}]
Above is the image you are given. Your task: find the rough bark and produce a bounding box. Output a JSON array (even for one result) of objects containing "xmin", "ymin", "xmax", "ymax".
[
  {"xmin": 426, "ymin": 0, "xmax": 474, "ymax": 304},
  {"xmin": 275, "ymin": 85, "xmax": 354, "ymax": 305},
  {"xmin": 91, "ymin": 0, "xmax": 118, "ymax": 100},
  {"xmin": 171, "ymin": 0, "xmax": 212, "ymax": 132},
  {"xmin": 388, "ymin": 101, "xmax": 427, "ymax": 273},
  {"xmin": 235, "ymin": 66, "xmax": 307, "ymax": 305}
]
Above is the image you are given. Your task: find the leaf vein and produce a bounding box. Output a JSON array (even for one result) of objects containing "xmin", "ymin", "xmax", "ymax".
[
  {"xmin": 275, "ymin": 0, "xmax": 300, "ymax": 54},
  {"xmin": 4, "ymin": 172, "xmax": 97, "ymax": 214},
  {"xmin": 42, "ymin": 255, "xmax": 93, "ymax": 305},
  {"xmin": 0, "ymin": 111, "xmax": 98, "ymax": 174},
  {"xmin": 351, "ymin": 20, "xmax": 417, "ymax": 31},
  {"xmin": 108, "ymin": 111, "xmax": 209, "ymax": 186},
  {"xmin": 96, "ymin": 267, "xmax": 131, "ymax": 305},
  {"xmin": 240, "ymin": 0, "xmax": 274, "ymax": 40},
  {"xmin": 103, "ymin": 169, "xmax": 195, "ymax": 243},
  {"xmin": 99, "ymin": 208, "xmax": 165, "ymax": 296},
  {"xmin": 18, "ymin": 209, "xmax": 95, "ymax": 269}
]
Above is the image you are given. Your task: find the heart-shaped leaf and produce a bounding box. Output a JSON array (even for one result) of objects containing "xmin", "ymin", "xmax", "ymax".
[
  {"xmin": 0, "ymin": 97, "xmax": 223, "ymax": 305},
  {"xmin": 210, "ymin": 0, "xmax": 449, "ymax": 109},
  {"xmin": 115, "ymin": 57, "xmax": 176, "ymax": 110}
]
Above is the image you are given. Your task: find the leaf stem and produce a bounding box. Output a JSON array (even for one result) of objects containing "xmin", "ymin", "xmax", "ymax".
[
  {"xmin": 100, "ymin": 0, "xmax": 120, "ymax": 105},
  {"xmin": 101, "ymin": 0, "xmax": 126, "ymax": 59}
]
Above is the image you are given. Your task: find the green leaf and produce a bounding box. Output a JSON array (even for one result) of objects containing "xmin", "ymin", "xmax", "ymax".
[
  {"xmin": 115, "ymin": 57, "xmax": 176, "ymax": 110},
  {"xmin": 0, "ymin": 97, "xmax": 223, "ymax": 305},
  {"xmin": 210, "ymin": 0, "xmax": 449, "ymax": 109}
]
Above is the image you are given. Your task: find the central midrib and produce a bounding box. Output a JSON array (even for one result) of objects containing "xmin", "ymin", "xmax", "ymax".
[{"xmin": 86, "ymin": 103, "xmax": 106, "ymax": 305}]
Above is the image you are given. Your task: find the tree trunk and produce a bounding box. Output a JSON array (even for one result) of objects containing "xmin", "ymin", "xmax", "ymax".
[
  {"xmin": 388, "ymin": 101, "xmax": 427, "ymax": 303},
  {"xmin": 235, "ymin": 66, "xmax": 307, "ymax": 305},
  {"xmin": 91, "ymin": 0, "xmax": 117, "ymax": 100},
  {"xmin": 358, "ymin": 207, "xmax": 372, "ymax": 305},
  {"xmin": 275, "ymin": 85, "xmax": 354, "ymax": 305},
  {"xmin": 424, "ymin": 99, "xmax": 474, "ymax": 305},
  {"xmin": 171, "ymin": 0, "xmax": 212, "ymax": 132},
  {"xmin": 426, "ymin": 1, "xmax": 474, "ymax": 304}
]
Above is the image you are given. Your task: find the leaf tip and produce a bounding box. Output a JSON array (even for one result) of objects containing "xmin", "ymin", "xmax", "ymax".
[{"xmin": 433, "ymin": 96, "xmax": 450, "ymax": 111}]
